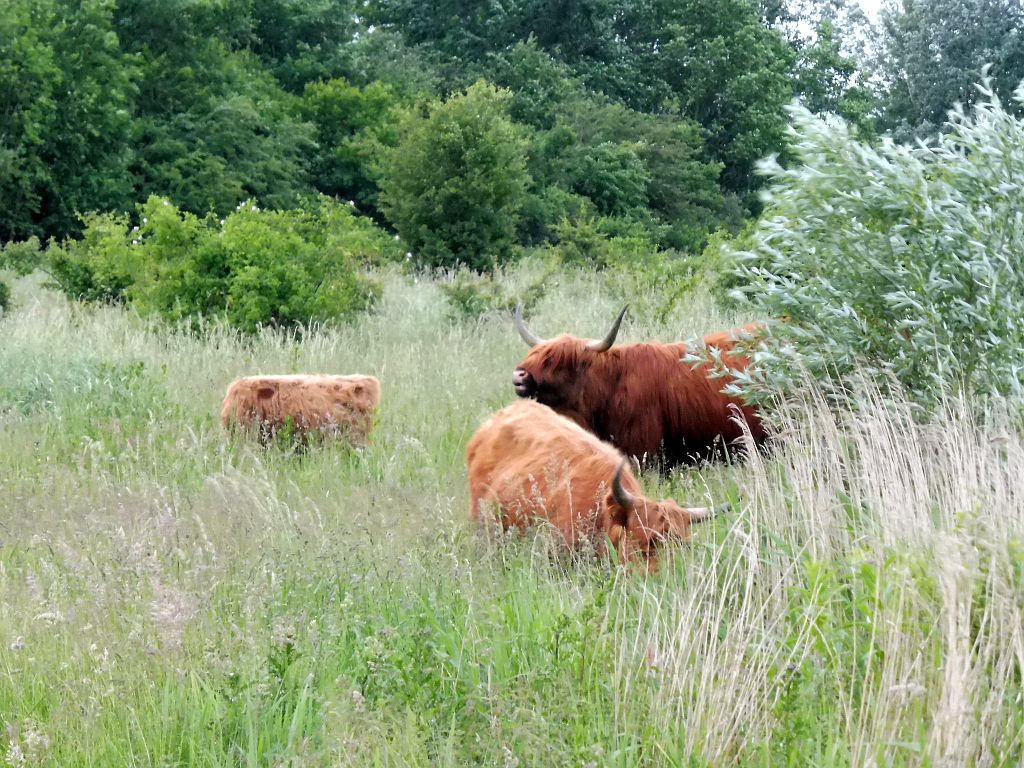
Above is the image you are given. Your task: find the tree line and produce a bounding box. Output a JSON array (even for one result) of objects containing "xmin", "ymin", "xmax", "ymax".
[{"xmin": 1, "ymin": 0, "xmax": 1022, "ymax": 285}]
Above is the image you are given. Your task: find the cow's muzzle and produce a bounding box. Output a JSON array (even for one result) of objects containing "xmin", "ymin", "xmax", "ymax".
[{"xmin": 513, "ymin": 368, "xmax": 536, "ymax": 398}]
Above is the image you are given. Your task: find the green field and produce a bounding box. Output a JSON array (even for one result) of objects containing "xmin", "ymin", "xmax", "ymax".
[{"xmin": 1, "ymin": 269, "xmax": 1022, "ymax": 766}]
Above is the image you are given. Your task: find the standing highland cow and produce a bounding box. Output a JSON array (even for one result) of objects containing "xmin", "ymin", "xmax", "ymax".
[
  {"xmin": 467, "ymin": 400, "xmax": 715, "ymax": 568},
  {"xmin": 221, "ymin": 374, "xmax": 381, "ymax": 445},
  {"xmin": 512, "ymin": 306, "xmax": 766, "ymax": 465}
]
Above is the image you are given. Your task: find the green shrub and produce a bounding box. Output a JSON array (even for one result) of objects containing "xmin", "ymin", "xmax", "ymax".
[
  {"xmin": 377, "ymin": 81, "xmax": 531, "ymax": 271},
  {"xmin": 49, "ymin": 212, "xmax": 139, "ymax": 303},
  {"xmin": 0, "ymin": 280, "xmax": 9, "ymax": 313},
  {"xmin": 299, "ymin": 78, "xmax": 403, "ymax": 214},
  {"xmin": 441, "ymin": 263, "xmax": 554, "ymax": 321},
  {"xmin": 549, "ymin": 214, "xmax": 659, "ymax": 270},
  {"xmin": 0, "ymin": 236, "xmax": 46, "ymax": 276},
  {"xmin": 49, "ymin": 196, "xmax": 391, "ymax": 332},
  {"xmin": 729, "ymin": 80, "xmax": 1024, "ymax": 407}
]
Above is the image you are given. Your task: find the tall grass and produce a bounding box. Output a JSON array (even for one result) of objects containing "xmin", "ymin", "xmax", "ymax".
[{"xmin": 0, "ymin": 269, "xmax": 1021, "ymax": 766}]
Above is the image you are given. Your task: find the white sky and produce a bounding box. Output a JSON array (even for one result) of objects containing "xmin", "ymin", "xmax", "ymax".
[{"xmin": 858, "ymin": 0, "xmax": 884, "ymax": 21}]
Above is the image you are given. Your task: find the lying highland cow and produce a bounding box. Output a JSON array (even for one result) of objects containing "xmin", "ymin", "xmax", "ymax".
[
  {"xmin": 467, "ymin": 400, "xmax": 715, "ymax": 568},
  {"xmin": 221, "ymin": 374, "xmax": 381, "ymax": 445}
]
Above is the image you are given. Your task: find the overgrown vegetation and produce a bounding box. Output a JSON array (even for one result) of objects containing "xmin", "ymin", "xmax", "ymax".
[
  {"xmin": 728, "ymin": 82, "xmax": 1024, "ymax": 408},
  {"xmin": 8, "ymin": 0, "xmax": 1021, "ymax": 272},
  {"xmin": 1, "ymin": 271, "xmax": 1021, "ymax": 765},
  {"xmin": 4, "ymin": 1, "xmax": 1024, "ymax": 763},
  {"xmin": 46, "ymin": 196, "xmax": 395, "ymax": 332}
]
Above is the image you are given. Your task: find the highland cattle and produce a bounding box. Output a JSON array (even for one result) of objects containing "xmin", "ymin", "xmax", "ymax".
[
  {"xmin": 512, "ymin": 306, "xmax": 766, "ymax": 464},
  {"xmin": 221, "ymin": 374, "xmax": 380, "ymax": 445},
  {"xmin": 467, "ymin": 400, "xmax": 715, "ymax": 567}
]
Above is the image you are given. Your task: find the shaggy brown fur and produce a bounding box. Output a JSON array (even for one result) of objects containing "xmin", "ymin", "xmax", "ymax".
[
  {"xmin": 466, "ymin": 400, "xmax": 712, "ymax": 568},
  {"xmin": 220, "ymin": 374, "xmax": 381, "ymax": 445},
  {"xmin": 513, "ymin": 320, "xmax": 766, "ymax": 465}
]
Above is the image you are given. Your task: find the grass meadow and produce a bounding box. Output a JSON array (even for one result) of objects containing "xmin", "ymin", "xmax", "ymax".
[{"xmin": 1, "ymin": 267, "xmax": 1022, "ymax": 766}]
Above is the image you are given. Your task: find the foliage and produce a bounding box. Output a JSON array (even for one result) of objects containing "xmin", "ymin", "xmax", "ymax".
[
  {"xmin": 117, "ymin": 0, "xmax": 317, "ymax": 218},
  {"xmin": 652, "ymin": 0, "xmax": 795, "ymax": 195},
  {"xmin": 0, "ymin": 237, "xmax": 46, "ymax": 277},
  {"xmin": 337, "ymin": 28, "xmax": 446, "ymax": 96},
  {"xmin": 377, "ymin": 81, "xmax": 531, "ymax": 271},
  {"xmin": 0, "ymin": 280, "xmax": 8, "ymax": 313},
  {"xmin": 0, "ymin": 0, "xmax": 135, "ymax": 241},
  {"xmin": 729, "ymin": 81, "xmax": 1024, "ymax": 408},
  {"xmin": 368, "ymin": 0, "xmax": 794, "ymax": 198},
  {"xmin": 299, "ymin": 78, "xmax": 403, "ymax": 215},
  {"xmin": 2, "ymin": 0, "xmax": 885, "ymax": 257},
  {"xmin": 549, "ymin": 215, "xmax": 655, "ymax": 269},
  {"xmin": 249, "ymin": 0, "xmax": 358, "ymax": 91},
  {"xmin": 49, "ymin": 196, "xmax": 392, "ymax": 332},
  {"xmin": 494, "ymin": 51, "xmax": 728, "ymax": 252},
  {"xmin": 875, "ymin": 0, "xmax": 1024, "ymax": 141},
  {"xmin": 3, "ymin": 269, "xmax": 1021, "ymax": 765},
  {"xmin": 441, "ymin": 262, "xmax": 554, "ymax": 320},
  {"xmin": 792, "ymin": 16, "xmax": 877, "ymax": 136},
  {"xmin": 49, "ymin": 211, "xmax": 138, "ymax": 304}
]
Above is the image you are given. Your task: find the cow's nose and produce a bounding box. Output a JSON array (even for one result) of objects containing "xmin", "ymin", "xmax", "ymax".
[{"xmin": 512, "ymin": 369, "xmax": 530, "ymax": 387}]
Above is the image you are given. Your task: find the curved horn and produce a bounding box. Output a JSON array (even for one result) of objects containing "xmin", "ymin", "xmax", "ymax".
[
  {"xmin": 586, "ymin": 305, "xmax": 628, "ymax": 352},
  {"xmin": 687, "ymin": 502, "xmax": 730, "ymax": 525},
  {"xmin": 514, "ymin": 304, "xmax": 545, "ymax": 348},
  {"xmin": 611, "ymin": 458, "xmax": 635, "ymax": 510},
  {"xmin": 686, "ymin": 507, "xmax": 714, "ymax": 524}
]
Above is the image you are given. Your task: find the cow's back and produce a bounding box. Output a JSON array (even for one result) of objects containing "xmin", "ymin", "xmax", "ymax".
[
  {"xmin": 221, "ymin": 374, "xmax": 381, "ymax": 443},
  {"xmin": 466, "ymin": 401, "xmax": 639, "ymax": 544}
]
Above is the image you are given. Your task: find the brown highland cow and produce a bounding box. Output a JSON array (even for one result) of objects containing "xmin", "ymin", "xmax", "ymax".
[
  {"xmin": 467, "ymin": 400, "xmax": 715, "ymax": 568},
  {"xmin": 221, "ymin": 374, "xmax": 380, "ymax": 445},
  {"xmin": 512, "ymin": 306, "xmax": 766, "ymax": 465}
]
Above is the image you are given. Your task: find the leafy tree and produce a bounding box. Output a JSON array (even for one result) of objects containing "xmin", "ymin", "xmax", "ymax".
[
  {"xmin": 370, "ymin": 0, "xmax": 793, "ymax": 198},
  {"xmin": 490, "ymin": 43, "xmax": 726, "ymax": 250},
  {"xmin": 651, "ymin": 0, "xmax": 794, "ymax": 194},
  {"xmin": 117, "ymin": 0, "xmax": 316, "ymax": 216},
  {"xmin": 377, "ymin": 81, "xmax": 531, "ymax": 270},
  {"xmin": 487, "ymin": 41, "xmax": 583, "ymax": 130},
  {"xmin": 0, "ymin": 0, "xmax": 135, "ymax": 241},
  {"xmin": 783, "ymin": 0, "xmax": 878, "ymax": 135},
  {"xmin": 876, "ymin": 0, "xmax": 1024, "ymax": 140},
  {"xmin": 250, "ymin": 0, "xmax": 358, "ymax": 91},
  {"xmin": 729, "ymin": 82, "xmax": 1024, "ymax": 408},
  {"xmin": 300, "ymin": 78, "xmax": 402, "ymax": 213},
  {"xmin": 338, "ymin": 29, "xmax": 446, "ymax": 96}
]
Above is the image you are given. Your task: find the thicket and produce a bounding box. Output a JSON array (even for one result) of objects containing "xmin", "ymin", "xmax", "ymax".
[
  {"xmin": 377, "ymin": 82, "xmax": 531, "ymax": 271},
  {"xmin": 0, "ymin": 0, "xmax": 891, "ymax": 266},
  {"xmin": 5, "ymin": 0, "xmax": 1024, "ymax": 287},
  {"xmin": 728, "ymin": 80, "xmax": 1024, "ymax": 408},
  {"xmin": 45, "ymin": 196, "xmax": 396, "ymax": 332}
]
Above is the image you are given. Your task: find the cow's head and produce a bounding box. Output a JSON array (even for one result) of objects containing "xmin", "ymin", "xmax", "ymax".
[
  {"xmin": 607, "ymin": 460, "xmax": 713, "ymax": 560},
  {"xmin": 512, "ymin": 305, "xmax": 628, "ymax": 410}
]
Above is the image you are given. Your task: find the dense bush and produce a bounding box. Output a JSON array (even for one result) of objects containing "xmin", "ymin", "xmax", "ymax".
[
  {"xmin": 729, "ymin": 81, "xmax": 1024, "ymax": 408},
  {"xmin": 441, "ymin": 263, "xmax": 553, "ymax": 320},
  {"xmin": 300, "ymin": 78, "xmax": 403, "ymax": 215},
  {"xmin": 549, "ymin": 215, "xmax": 655, "ymax": 269},
  {"xmin": 49, "ymin": 196, "xmax": 396, "ymax": 332},
  {"xmin": 377, "ymin": 81, "xmax": 531, "ymax": 271}
]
